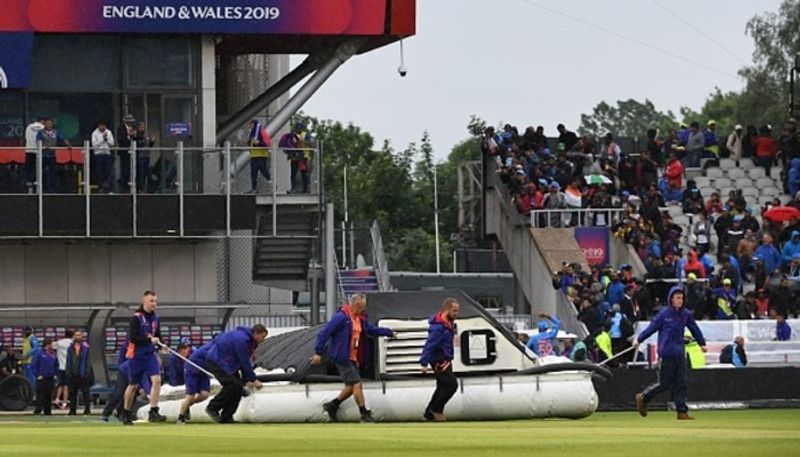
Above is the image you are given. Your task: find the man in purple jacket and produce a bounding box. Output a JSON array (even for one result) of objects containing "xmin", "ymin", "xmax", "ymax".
[
  {"xmin": 633, "ymin": 286, "xmax": 706, "ymax": 420},
  {"xmin": 204, "ymin": 325, "xmax": 267, "ymax": 423},
  {"xmin": 311, "ymin": 293, "xmax": 394, "ymax": 422},
  {"xmin": 420, "ymin": 297, "xmax": 460, "ymax": 422},
  {"xmin": 32, "ymin": 338, "xmax": 58, "ymax": 415}
]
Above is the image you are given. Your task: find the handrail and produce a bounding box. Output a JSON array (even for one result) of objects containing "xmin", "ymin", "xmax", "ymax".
[
  {"xmin": 370, "ymin": 220, "xmax": 394, "ymax": 292},
  {"xmin": 530, "ymin": 208, "xmax": 626, "ymax": 229}
]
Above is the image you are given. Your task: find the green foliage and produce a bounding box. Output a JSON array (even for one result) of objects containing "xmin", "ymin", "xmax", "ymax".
[
  {"xmin": 578, "ymin": 99, "xmax": 677, "ymax": 138},
  {"xmin": 679, "ymin": 88, "xmax": 741, "ymax": 136}
]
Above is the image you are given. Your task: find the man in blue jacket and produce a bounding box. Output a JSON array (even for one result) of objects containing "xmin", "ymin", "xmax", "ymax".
[
  {"xmin": 782, "ymin": 231, "xmax": 800, "ymax": 269},
  {"xmin": 420, "ymin": 298, "xmax": 460, "ymax": 422},
  {"xmin": 311, "ymin": 293, "xmax": 394, "ymax": 422},
  {"xmin": 754, "ymin": 234, "xmax": 782, "ymax": 274},
  {"xmin": 178, "ymin": 340, "xmax": 213, "ymax": 424},
  {"xmin": 66, "ymin": 330, "xmax": 93, "ymax": 416},
  {"xmin": 634, "ymin": 286, "xmax": 706, "ymax": 420},
  {"xmin": 32, "ymin": 338, "xmax": 58, "ymax": 415},
  {"xmin": 526, "ymin": 313, "xmax": 561, "ymax": 357},
  {"xmin": 167, "ymin": 339, "xmax": 192, "ymax": 387},
  {"xmin": 205, "ymin": 325, "xmax": 267, "ymax": 423}
]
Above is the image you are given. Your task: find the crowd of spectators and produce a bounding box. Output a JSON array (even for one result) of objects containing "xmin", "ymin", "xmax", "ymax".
[{"xmin": 485, "ymin": 119, "xmax": 800, "ymax": 328}]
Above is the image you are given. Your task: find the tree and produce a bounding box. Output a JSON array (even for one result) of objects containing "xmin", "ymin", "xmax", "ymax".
[
  {"xmin": 739, "ymin": 0, "xmax": 800, "ymax": 127},
  {"xmin": 578, "ymin": 98, "xmax": 677, "ymax": 138},
  {"xmin": 680, "ymin": 88, "xmax": 741, "ymax": 136}
]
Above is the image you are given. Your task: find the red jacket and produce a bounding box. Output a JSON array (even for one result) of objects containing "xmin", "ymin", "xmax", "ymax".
[
  {"xmin": 683, "ymin": 251, "xmax": 706, "ymax": 278},
  {"xmin": 666, "ymin": 159, "xmax": 684, "ymax": 188},
  {"xmin": 754, "ymin": 136, "xmax": 777, "ymax": 158}
]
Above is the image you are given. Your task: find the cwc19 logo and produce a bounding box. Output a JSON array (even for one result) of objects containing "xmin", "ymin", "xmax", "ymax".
[
  {"xmin": 581, "ymin": 247, "xmax": 605, "ymax": 258},
  {"xmin": 0, "ymin": 66, "xmax": 8, "ymax": 89}
]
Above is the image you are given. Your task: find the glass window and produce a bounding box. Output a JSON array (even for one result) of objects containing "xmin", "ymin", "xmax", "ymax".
[
  {"xmin": 0, "ymin": 92, "xmax": 25, "ymax": 146},
  {"xmin": 127, "ymin": 37, "xmax": 193, "ymax": 87},
  {"xmin": 30, "ymin": 35, "xmax": 122, "ymax": 92},
  {"xmin": 28, "ymin": 93, "xmax": 116, "ymax": 144}
]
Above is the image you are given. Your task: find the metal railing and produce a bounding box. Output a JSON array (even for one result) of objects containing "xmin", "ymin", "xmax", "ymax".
[
  {"xmin": 370, "ymin": 220, "xmax": 394, "ymax": 292},
  {"xmin": 530, "ymin": 208, "xmax": 626, "ymax": 229},
  {"xmin": 0, "ymin": 141, "xmax": 322, "ymax": 239}
]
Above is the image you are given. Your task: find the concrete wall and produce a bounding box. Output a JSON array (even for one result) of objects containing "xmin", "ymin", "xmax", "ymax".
[{"xmin": 0, "ymin": 242, "xmax": 218, "ymax": 304}]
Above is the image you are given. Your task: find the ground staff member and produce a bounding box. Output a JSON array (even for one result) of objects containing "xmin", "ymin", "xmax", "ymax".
[
  {"xmin": 101, "ymin": 342, "xmax": 151, "ymax": 422},
  {"xmin": 420, "ymin": 298, "xmax": 459, "ymax": 422},
  {"xmin": 205, "ymin": 325, "xmax": 267, "ymax": 423},
  {"xmin": 178, "ymin": 341, "xmax": 214, "ymax": 424},
  {"xmin": 634, "ymin": 286, "xmax": 706, "ymax": 420},
  {"xmin": 311, "ymin": 293, "xmax": 394, "ymax": 423},
  {"xmin": 31, "ymin": 338, "xmax": 58, "ymax": 415},
  {"xmin": 122, "ymin": 290, "xmax": 166, "ymax": 425}
]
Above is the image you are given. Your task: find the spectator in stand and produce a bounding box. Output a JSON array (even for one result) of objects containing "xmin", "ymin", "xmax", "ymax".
[
  {"xmin": 776, "ymin": 313, "xmax": 792, "ymax": 341},
  {"xmin": 31, "ymin": 338, "xmax": 58, "ymax": 415},
  {"xmin": 705, "ymin": 192, "xmax": 724, "ymax": 217},
  {"xmin": 91, "ymin": 121, "xmax": 116, "ymax": 193},
  {"xmin": 714, "ymin": 278, "xmax": 737, "ymax": 320},
  {"xmin": 726, "ymin": 124, "xmax": 744, "ymax": 166},
  {"xmin": 663, "ymin": 128, "xmax": 685, "ymax": 164},
  {"xmin": 37, "ymin": 118, "xmax": 72, "ymax": 193},
  {"xmin": 781, "ymin": 231, "xmax": 800, "ymax": 269},
  {"xmin": 704, "ymin": 120, "xmax": 720, "ymax": 159},
  {"xmin": 684, "ymin": 250, "xmax": 706, "ymax": 278},
  {"xmin": 685, "ymin": 121, "xmax": 705, "ymax": 168},
  {"xmin": 248, "ymin": 119, "xmax": 271, "ymax": 194},
  {"xmin": 542, "ymin": 181, "xmax": 566, "ymax": 227},
  {"xmin": 607, "ymin": 304, "xmax": 633, "ymax": 361},
  {"xmin": 24, "ymin": 115, "xmax": 45, "ymax": 185},
  {"xmin": 556, "ymin": 124, "xmax": 578, "ymax": 151},
  {"xmin": 755, "ymin": 233, "xmax": 782, "ymax": 275},
  {"xmin": 646, "ymin": 129, "xmax": 664, "ymax": 164},
  {"xmin": 133, "ymin": 121, "xmax": 154, "ymax": 193},
  {"xmin": 602, "ymin": 133, "xmax": 622, "ymax": 166},
  {"xmin": 753, "ymin": 124, "xmax": 777, "ymax": 177},
  {"xmin": 789, "ymin": 253, "xmax": 800, "ymax": 280},
  {"xmin": 788, "ymin": 159, "xmax": 800, "ymax": 197},
  {"xmin": 684, "ymin": 273, "xmax": 706, "ymax": 319},
  {"xmin": 779, "ymin": 217, "xmax": 800, "ymax": 244},
  {"xmin": 719, "ymin": 336, "xmax": 747, "ymax": 367},
  {"xmin": 737, "ymin": 229, "xmax": 757, "ymax": 276},
  {"xmin": 606, "ymin": 272, "xmax": 625, "ymax": 306},
  {"xmin": 753, "ymin": 257, "xmax": 769, "ymax": 291},
  {"xmin": 726, "ymin": 216, "xmax": 745, "ymax": 261},
  {"xmin": 682, "ymin": 181, "xmax": 704, "ymax": 215},
  {"xmin": 742, "ymin": 125, "xmax": 758, "ymax": 160},
  {"xmin": 779, "ymin": 118, "xmax": 800, "ymax": 172},
  {"xmin": 636, "ymin": 150, "xmax": 659, "ymax": 196},
  {"xmin": 770, "ymin": 276, "xmax": 798, "ymax": 317},
  {"xmin": 665, "ymin": 152, "xmax": 684, "ymax": 189},
  {"xmin": 579, "ymin": 297, "xmax": 601, "ymax": 334},
  {"xmin": 116, "ymin": 114, "xmax": 135, "ymax": 192},
  {"xmin": 693, "ymin": 212, "xmax": 711, "ymax": 254},
  {"xmin": 281, "ymin": 122, "xmax": 311, "ymax": 194},
  {"xmin": 739, "ymin": 292, "xmax": 759, "ymax": 319}
]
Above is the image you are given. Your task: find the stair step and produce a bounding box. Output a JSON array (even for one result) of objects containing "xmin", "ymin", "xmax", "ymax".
[{"xmin": 254, "ymin": 266, "xmax": 307, "ymax": 275}]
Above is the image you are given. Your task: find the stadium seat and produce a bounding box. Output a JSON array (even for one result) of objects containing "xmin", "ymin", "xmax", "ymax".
[
  {"xmin": 0, "ymin": 148, "xmax": 26, "ymax": 165},
  {"xmin": 668, "ymin": 206, "xmax": 683, "ymax": 217},
  {"xmin": 781, "ymin": 194, "xmax": 793, "ymax": 204},
  {"xmin": 744, "ymin": 196, "xmax": 757, "ymax": 207},
  {"xmin": 735, "ymin": 178, "xmax": 753, "ymax": 189},
  {"xmin": 699, "ymin": 186, "xmax": 714, "ymax": 197},
  {"xmin": 71, "ymin": 149, "xmax": 85, "ymax": 165},
  {"xmin": 761, "ymin": 186, "xmax": 780, "ymax": 197},
  {"xmin": 714, "ymin": 178, "xmax": 732, "ymax": 188},
  {"xmin": 770, "ymin": 166, "xmax": 782, "ymax": 177},
  {"xmin": 748, "ymin": 167, "xmax": 766, "ymax": 179},
  {"xmin": 756, "ymin": 177, "xmax": 776, "ymax": 188},
  {"xmin": 726, "ymin": 168, "xmax": 746, "ymax": 179},
  {"xmin": 739, "ymin": 158, "xmax": 754, "ymax": 169},
  {"xmin": 742, "ymin": 187, "xmax": 758, "ymax": 197},
  {"xmin": 720, "ymin": 187, "xmax": 736, "ymax": 197},
  {"xmin": 719, "ymin": 159, "xmax": 736, "ymax": 170},
  {"xmin": 693, "ymin": 177, "xmax": 711, "ymax": 188},
  {"xmin": 706, "ymin": 168, "xmax": 724, "ymax": 179},
  {"xmin": 673, "ymin": 215, "xmax": 690, "ymax": 227},
  {"xmin": 758, "ymin": 196, "xmax": 774, "ymax": 206}
]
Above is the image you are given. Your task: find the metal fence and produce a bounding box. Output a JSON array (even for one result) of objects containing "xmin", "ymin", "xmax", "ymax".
[
  {"xmin": 530, "ymin": 208, "xmax": 626, "ymax": 229},
  {"xmin": 0, "ymin": 141, "xmax": 321, "ymax": 239}
]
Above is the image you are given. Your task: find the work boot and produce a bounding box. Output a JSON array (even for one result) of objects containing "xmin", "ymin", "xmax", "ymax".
[
  {"xmin": 423, "ymin": 409, "xmax": 435, "ymax": 421},
  {"xmin": 359, "ymin": 410, "xmax": 376, "ymax": 423},
  {"xmin": 635, "ymin": 393, "xmax": 647, "ymax": 417},
  {"xmin": 432, "ymin": 412, "xmax": 446, "ymax": 422},
  {"xmin": 677, "ymin": 412, "xmax": 695, "ymax": 420},
  {"xmin": 122, "ymin": 410, "xmax": 134, "ymax": 426},
  {"xmin": 205, "ymin": 406, "xmax": 222, "ymax": 423},
  {"xmin": 176, "ymin": 414, "xmax": 188, "ymax": 425},
  {"xmin": 148, "ymin": 407, "xmax": 167, "ymax": 422},
  {"xmin": 100, "ymin": 414, "xmax": 110, "ymax": 422},
  {"xmin": 323, "ymin": 401, "xmax": 339, "ymax": 422}
]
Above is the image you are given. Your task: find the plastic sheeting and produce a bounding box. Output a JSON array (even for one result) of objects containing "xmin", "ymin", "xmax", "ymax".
[{"xmin": 138, "ymin": 370, "xmax": 598, "ymax": 422}]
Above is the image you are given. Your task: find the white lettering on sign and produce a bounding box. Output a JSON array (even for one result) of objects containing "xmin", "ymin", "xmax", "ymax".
[
  {"xmin": 0, "ymin": 66, "xmax": 7, "ymax": 89},
  {"xmin": 582, "ymin": 247, "xmax": 605, "ymax": 258},
  {"xmin": 102, "ymin": 5, "xmax": 280, "ymax": 21}
]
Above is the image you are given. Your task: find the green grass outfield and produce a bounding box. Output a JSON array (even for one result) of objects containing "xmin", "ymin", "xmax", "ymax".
[{"xmin": 2, "ymin": 409, "xmax": 798, "ymax": 457}]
